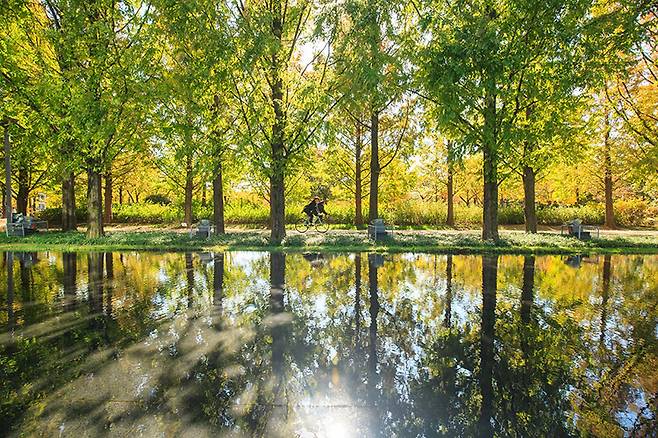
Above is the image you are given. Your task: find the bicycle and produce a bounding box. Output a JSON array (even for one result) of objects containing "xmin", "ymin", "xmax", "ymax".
[{"xmin": 295, "ymin": 213, "xmax": 330, "ymax": 233}]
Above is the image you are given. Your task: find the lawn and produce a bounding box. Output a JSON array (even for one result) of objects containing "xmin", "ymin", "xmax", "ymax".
[{"xmin": 0, "ymin": 229, "xmax": 657, "ymax": 254}]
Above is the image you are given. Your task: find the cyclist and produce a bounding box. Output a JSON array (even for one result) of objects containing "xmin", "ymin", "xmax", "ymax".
[{"xmin": 302, "ymin": 196, "xmax": 321, "ymax": 224}]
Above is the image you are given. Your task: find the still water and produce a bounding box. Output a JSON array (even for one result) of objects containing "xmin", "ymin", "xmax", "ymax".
[{"xmin": 0, "ymin": 251, "xmax": 656, "ymax": 437}]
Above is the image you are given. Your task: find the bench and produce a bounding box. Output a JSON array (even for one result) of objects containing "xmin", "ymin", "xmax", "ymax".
[
  {"xmin": 368, "ymin": 218, "xmax": 390, "ymax": 240},
  {"xmin": 190, "ymin": 219, "xmax": 213, "ymax": 238},
  {"xmin": 560, "ymin": 219, "xmax": 600, "ymax": 240},
  {"xmin": 5, "ymin": 215, "xmax": 48, "ymax": 237},
  {"xmin": 6, "ymin": 222, "xmax": 25, "ymax": 237}
]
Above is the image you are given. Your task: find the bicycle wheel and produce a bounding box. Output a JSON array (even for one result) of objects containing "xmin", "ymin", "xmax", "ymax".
[
  {"xmin": 315, "ymin": 220, "xmax": 329, "ymax": 233},
  {"xmin": 295, "ymin": 220, "xmax": 309, "ymax": 233}
]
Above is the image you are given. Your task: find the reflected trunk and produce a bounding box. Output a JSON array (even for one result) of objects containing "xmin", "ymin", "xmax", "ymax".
[
  {"xmin": 479, "ymin": 255, "xmax": 498, "ymax": 436},
  {"xmin": 213, "ymin": 252, "xmax": 225, "ymax": 326},
  {"xmin": 6, "ymin": 252, "xmax": 14, "ymax": 332},
  {"xmin": 87, "ymin": 253, "xmax": 104, "ymax": 315},
  {"xmin": 521, "ymin": 255, "xmax": 535, "ymax": 325},
  {"xmin": 185, "ymin": 253, "xmax": 194, "ymax": 308},
  {"xmin": 270, "ymin": 252, "xmax": 286, "ymax": 372},
  {"xmin": 444, "ymin": 254, "xmax": 453, "ymax": 328},
  {"xmin": 354, "ymin": 253, "xmax": 362, "ymax": 351},
  {"xmin": 600, "ymin": 255, "xmax": 611, "ymax": 349},
  {"xmin": 63, "ymin": 252, "xmax": 77, "ymax": 311},
  {"xmin": 367, "ymin": 253, "xmax": 380, "ymax": 420},
  {"xmin": 105, "ymin": 253, "xmax": 113, "ymax": 316}
]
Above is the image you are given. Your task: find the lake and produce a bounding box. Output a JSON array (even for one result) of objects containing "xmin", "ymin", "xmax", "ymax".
[{"xmin": 1, "ymin": 251, "xmax": 656, "ymax": 437}]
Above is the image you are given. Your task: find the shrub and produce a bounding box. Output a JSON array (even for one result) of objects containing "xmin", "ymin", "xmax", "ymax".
[{"xmin": 144, "ymin": 194, "xmax": 172, "ymax": 205}]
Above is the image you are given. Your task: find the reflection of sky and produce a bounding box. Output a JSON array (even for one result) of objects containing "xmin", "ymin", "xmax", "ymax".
[{"xmin": 2, "ymin": 251, "xmax": 657, "ymax": 436}]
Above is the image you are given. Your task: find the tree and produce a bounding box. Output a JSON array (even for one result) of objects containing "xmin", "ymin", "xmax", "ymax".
[
  {"xmin": 231, "ymin": 0, "xmax": 339, "ymax": 243},
  {"xmin": 418, "ymin": 0, "xmax": 635, "ymax": 239}
]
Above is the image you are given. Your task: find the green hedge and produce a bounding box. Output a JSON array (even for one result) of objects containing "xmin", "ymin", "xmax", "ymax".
[{"xmin": 36, "ymin": 200, "xmax": 656, "ymax": 228}]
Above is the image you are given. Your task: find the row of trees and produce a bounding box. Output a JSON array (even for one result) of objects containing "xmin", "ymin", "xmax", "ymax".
[{"xmin": 1, "ymin": 0, "xmax": 656, "ymax": 242}]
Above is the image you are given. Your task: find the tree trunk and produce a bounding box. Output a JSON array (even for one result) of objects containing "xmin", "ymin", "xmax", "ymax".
[
  {"xmin": 201, "ymin": 182, "xmax": 207, "ymax": 207},
  {"xmin": 103, "ymin": 171, "xmax": 112, "ymax": 224},
  {"xmin": 184, "ymin": 155, "xmax": 193, "ymax": 227},
  {"xmin": 482, "ymin": 86, "xmax": 499, "ymax": 241},
  {"xmin": 86, "ymin": 169, "xmax": 104, "ymax": 238},
  {"xmin": 16, "ymin": 165, "xmax": 29, "ymax": 215},
  {"xmin": 603, "ymin": 111, "xmax": 615, "ymax": 229},
  {"xmin": 118, "ymin": 186, "xmax": 123, "ymax": 205},
  {"xmin": 479, "ymin": 254, "xmax": 498, "ymax": 437},
  {"xmin": 368, "ymin": 111, "xmax": 380, "ymax": 223},
  {"xmin": 213, "ymin": 164, "xmax": 225, "ymax": 234},
  {"xmin": 522, "ymin": 166, "xmax": 537, "ymax": 233},
  {"xmin": 62, "ymin": 173, "xmax": 77, "ymax": 231},
  {"xmin": 355, "ymin": 123, "xmax": 364, "ymax": 228},
  {"xmin": 446, "ymin": 141, "xmax": 455, "ymax": 227},
  {"xmin": 268, "ymin": 2, "xmax": 287, "ymax": 245},
  {"xmin": 6, "ymin": 252, "xmax": 14, "ymax": 331},
  {"xmin": 4, "ymin": 124, "xmax": 11, "ymax": 219}
]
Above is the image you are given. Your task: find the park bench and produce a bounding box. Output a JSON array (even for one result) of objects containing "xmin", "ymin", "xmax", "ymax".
[
  {"xmin": 560, "ymin": 219, "xmax": 599, "ymax": 240},
  {"xmin": 368, "ymin": 218, "xmax": 391, "ymax": 240},
  {"xmin": 190, "ymin": 219, "xmax": 213, "ymax": 238},
  {"xmin": 5, "ymin": 214, "xmax": 48, "ymax": 237}
]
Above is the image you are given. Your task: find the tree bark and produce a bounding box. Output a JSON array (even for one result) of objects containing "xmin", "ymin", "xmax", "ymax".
[
  {"xmin": 479, "ymin": 254, "xmax": 498, "ymax": 437},
  {"xmin": 446, "ymin": 141, "xmax": 455, "ymax": 227},
  {"xmin": 368, "ymin": 111, "xmax": 380, "ymax": 223},
  {"xmin": 522, "ymin": 166, "xmax": 537, "ymax": 233},
  {"xmin": 118, "ymin": 186, "xmax": 123, "ymax": 205},
  {"xmin": 355, "ymin": 123, "xmax": 364, "ymax": 228},
  {"xmin": 213, "ymin": 164, "xmax": 225, "ymax": 234},
  {"xmin": 603, "ymin": 112, "xmax": 615, "ymax": 229},
  {"xmin": 184, "ymin": 155, "xmax": 193, "ymax": 227},
  {"xmin": 4, "ymin": 124, "xmax": 11, "ymax": 219},
  {"xmin": 482, "ymin": 86, "xmax": 499, "ymax": 241},
  {"xmin": 62, "ymin": 173, "xmax": 77, "ymax": 231},
  {"xmin": 16, "ymin": 165, "xmax": 29, "ymax": 215},
  {"xmin": 86, "ymin": 169, "xmax": 104, "ymax": 238},
  {"xmin": 103, "ymin": 171, "xmax": 112, "ymax": 224}
]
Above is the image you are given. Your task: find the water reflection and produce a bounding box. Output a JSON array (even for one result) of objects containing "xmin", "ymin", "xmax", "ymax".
[{"xmin": 0, "ymin": 251, "xmax": 656, "ymax": 436}]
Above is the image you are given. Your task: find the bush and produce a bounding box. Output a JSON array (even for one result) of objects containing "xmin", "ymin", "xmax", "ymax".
[{"xmin": 144, "ymin": 194, "xmax": 172, "ymax": 205}]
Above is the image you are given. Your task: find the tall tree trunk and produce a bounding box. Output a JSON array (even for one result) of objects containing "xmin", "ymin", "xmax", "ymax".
[
  {"xmin": 86, "ymin": 169, "xmax": 104, "ymax": 238},
  {"xmin": 446, "ymin": 141, "xmax": 455, "ymax": 227},
  {"xmin": 184, "ymin": 155, "xmax": 193, "ymax": 227},
  {"xmin": 522, "ymin": 166, "xmax": 537, "ymax": 233},
  {"xmin": 16, "ymin": 165, "xmax": 29, "ymax": 215},
  {"xmin": 268, "ymin": 2, "xmax": 287, "ymax": 245},
  {"xmin": 603, "ymin": 111, "xmax": 615, "ymax": 229},
  {"xmin": 4, "ymin": 124, "xmax": 11, "ymax": 220},
  {"xmin": 213, "ymin": 164, "xmax": 225, "ymax": 234},
  {"xmin": 355, "ymin": 123, "xmax": 364, "ymax": 228},
  {"xmin": 479, "ymin": 254, "xmax": 498, "ymax": 437},
  {"xmin": 482, "ymin": 86, "xmax": 499, "ymax": 241},
  {"xmin": 368, "ymin": 111, "xmax": 380, "ymax": 223},
  {"xmin": 118, "ymin": 186, "xmax": 123, "ymax": 205},
  {"xmin": 62, "ymin": 173, "xmax": 77, "ymax": 231},
  {"xmin": 103, "ymin": 171, "xmax": 112, "ymax": 224},
  {"xmin": 201, "ymin": 182, "xmax": 207, "ymax": 207}
]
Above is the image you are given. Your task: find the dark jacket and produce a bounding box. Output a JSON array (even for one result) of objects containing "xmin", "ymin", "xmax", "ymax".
[{"xmin": 303, "ymin": 201, "xmax": 318, "ymax": 214}]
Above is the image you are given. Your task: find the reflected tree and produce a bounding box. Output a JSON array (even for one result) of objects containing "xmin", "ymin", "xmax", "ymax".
[{"xmin": 479, "ymin": 255, "xmax": 498, "ymax": 437}]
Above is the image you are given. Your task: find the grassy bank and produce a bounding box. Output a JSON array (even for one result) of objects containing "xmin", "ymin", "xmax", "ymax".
[{"xmin": 0, "ymin": 230, "xmax": 657, "ymax": 254}]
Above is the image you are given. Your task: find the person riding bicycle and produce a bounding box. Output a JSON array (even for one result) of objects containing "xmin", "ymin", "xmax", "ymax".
[{"xmin": 302, "ymin": 196, "xmax": 328, "ymax": 224}]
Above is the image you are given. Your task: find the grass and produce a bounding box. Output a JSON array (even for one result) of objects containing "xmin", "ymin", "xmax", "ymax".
[{"xmin": 0, "ymin": 229, "xmax": 657, "ymax": 254}]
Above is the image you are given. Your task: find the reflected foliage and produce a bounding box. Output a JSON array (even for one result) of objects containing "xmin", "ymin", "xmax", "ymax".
[{"xmin": 0, "ymin": 251, "xmax": 656, "ymax": 436}]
